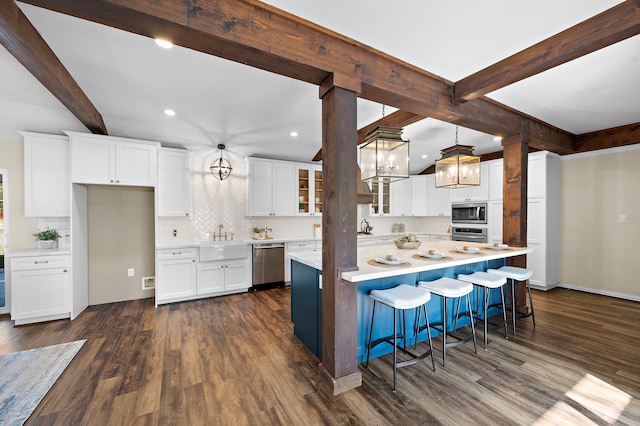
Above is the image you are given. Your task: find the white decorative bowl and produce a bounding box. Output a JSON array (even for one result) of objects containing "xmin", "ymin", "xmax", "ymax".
[{"xmin": 394, "ymin": 240, "xmax": 421, "ymax": 249}]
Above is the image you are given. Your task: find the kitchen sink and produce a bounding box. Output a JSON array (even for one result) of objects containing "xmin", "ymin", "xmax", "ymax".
[{"xmin": 199, "ymin": 242, "xmax": 248, "ymax": 261}]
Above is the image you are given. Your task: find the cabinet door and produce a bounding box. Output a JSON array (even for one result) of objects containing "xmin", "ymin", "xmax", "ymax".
[
  {"xmin": 488, "ymin": 159, "xmax": 503, "ymax": 201},
  {"xmin": 157, "ymin": 258, "xmax": 197, "ymax": 301},
  {"xmin": 271, "ymin": 162, "xmax": 296, "ymax": 215},
  {"xmin": 12, "ymin": 268, "xmax": 70, "ymax": 320},
  {"xmin": 391, "ymin": 178, "xmax": 412, "ymax": 216},
  {"xmin": 469, "ymin": 163, "xmax": 489, "ymax": 201},
  {"xmin": 411, "ymin": 176, "xmax": 428, "ymax": 216},
  {"xmin": 313, "ymin": 168, "xmax": 323, "ymax": 215},
  {"xmin": 527, "ymin": 153, "xmax": 547, "ymax": 198},
  {"xmin": 197, "ymin": 262, "xmax": 225, "ymax": 295},
  {"xmin": 158, "ymin": 149, "xmax": 191, "ymax": 216},
  {"xmin": 247, "ymin": 160, "xmax": 273, "ymax": 216},
  {"xmin": 22, "ymin": 133, "xmax": 70, "ymax": 217},
  {"xmin": 116, "ymin": 142, "xmax": 157, "ymax": 186},
  {"xmin": 71, "ymin": 137, "xmax": 115, "ymax": 184},
  {"xmin": 369, "ymin": 179, "xmax": 390, "ymax": 216},
  {"xmin": 488, "ymin": 200, "xmax": 503, "ymax": 243},
  {"xmin": 224, "ymin": 260, "xmax": 250, "ymax": 291}
]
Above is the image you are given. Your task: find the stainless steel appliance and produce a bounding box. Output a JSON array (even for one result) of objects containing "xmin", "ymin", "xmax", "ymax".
[
  {"xmin": 452, "ymin": 227, "xmax": 488, "ymax": 243},
  {"xmin": 252, "ymin": 243, "xmax": 285, "ymax": 289},
  {"xmin": 451, "ymin": 203, "xmax": 487, "ymax": 224}
]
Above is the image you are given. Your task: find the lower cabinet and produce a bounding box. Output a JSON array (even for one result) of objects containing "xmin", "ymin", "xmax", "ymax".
[
  {"xmin": 156, "ymin": 246, "xmax": 250, "ymax": 305},
  {"xmin": 11, "ymin": 254, "xmax": 71, "ymax": 325},
  {"xmin": 290, "ymin": 261, "xmax": 322, "ymax": 358},
  {"xmin": 156, "ymin": 248, "xmax": 197, "ymax": 304}
]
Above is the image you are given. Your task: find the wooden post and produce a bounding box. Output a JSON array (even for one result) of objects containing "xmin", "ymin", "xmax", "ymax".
[
  {"xmin": 502, "ymin": 135, "xmax": 529, "ymax": 310},
  {"xmin": 318, "ymin": 74, "xmax": 362, "ymax": 395}
]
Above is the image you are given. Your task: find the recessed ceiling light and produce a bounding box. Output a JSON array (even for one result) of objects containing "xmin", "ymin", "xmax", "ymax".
[
  {"xmin": 163, "ymin": 109, "xmax": 176, "ymax": 116},
  {"xmin": 155, "ymin": 39, "xmax": 173, "ymax": 49},
  {"xmin": 493, "ymin": 136, "xmax": 503, "ymax": 142},
  {"xmin": 421, "ymin": 154, "xmax": 429, "ymax": 159},
  {"xmin": 290, "ymin": 131, "xmax": 299, "ymax": 137}
]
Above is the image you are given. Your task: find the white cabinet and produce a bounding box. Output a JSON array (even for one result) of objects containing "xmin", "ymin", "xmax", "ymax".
[
  {"xmin": 68, "ymin": 132, "xmax": 158, "ymax": 186},
  {"xmin": 368, "ymin": 178, "xmax": 391, "ymax": 216},
  {"xmin": 21, "ymin": 132, "xmax": 70, "ymax": 217},
  {"xmin": 411, "ymin": 176, "xmax": 428, "ymax": 216},
  {"xmin": 11, "ymin": 254, "xmax": 71, "ymax": 325},
  {"xmin": 158, "ymin": 148, "xmax": 191, "ymax": 217},
  {"xmin": 429, "ymin": 234, "xmax": 451, "ymax": 242},
  {"xmin": 197, "ymin": 258, "xmax": 250, "ymax": 295},
  {"xmin": 246, "ymin": 158, "xmax": 296, "ymax": 216},
  {"xmin": 488, "ymin": 200, "xmax": 503, "ymax": 244},
  {"xmin": 390, "ymin": 178, "xmax": 413, "ymax": 216},
  {"xmin": 488, "ymin": 159, "xmax": 503, "ymax": 200},
  {"xmin": 296, "ymin": 165, "xmax": 323, "ymax": 216},
  {"xmin": 426, "ymin": 174, "xmax": 452, "ymax": 216},
  {"xmin": 156, "ymin": 248, "xmax": 197, "ymax": 304},
  {"xmin": 450, "ymin": 163, "xmax": 489, "ymax": 202},
  {"xmin": 527, "ymin": 152, "xmax": 548, "ymax": 198}
]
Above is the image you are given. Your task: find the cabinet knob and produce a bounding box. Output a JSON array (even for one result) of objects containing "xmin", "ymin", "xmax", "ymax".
[
  {"xmin": 63, "ymin": 269, "xmax": 68, "ymax": 273},
  {"xmin": 116, "ymin": 180, "xmax": 120, "ymax": 184},
  {"xmin": 185, "ymin": 213, "xmax": 189, "ymax": 216},
  {"xmin": 110, "ymin": 180, "xmax": 114, "ymax": 183}
]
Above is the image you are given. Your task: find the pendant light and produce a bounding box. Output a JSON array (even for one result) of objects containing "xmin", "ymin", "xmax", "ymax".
[
  {"xmin": 210, "ymin": 144, "xmax": 233, "ymax": 180},
  {"xmin": 359, "ymin": 105, "xmax": 410, "ymax": 182},
  {"xmin": 435, "ymin": 126, "xmax": 480, "ymax": 188}
]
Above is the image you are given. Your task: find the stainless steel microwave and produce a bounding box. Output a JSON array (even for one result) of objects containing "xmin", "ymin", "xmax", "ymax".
[{"xmin": 451, "ymin": 203, "xmax": 487, "ymax": 224}]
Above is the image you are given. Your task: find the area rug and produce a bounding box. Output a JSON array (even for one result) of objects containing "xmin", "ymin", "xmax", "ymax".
[{"xmin": 0, "ymin": 339, "xmax": 86, "ymax": 426}]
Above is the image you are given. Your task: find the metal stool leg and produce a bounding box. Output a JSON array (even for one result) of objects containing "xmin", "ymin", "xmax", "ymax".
[
  {"xmin": 466, "ymin": 294, "xmax": 477, "ymax": 353},
  {"xmin": 499, "ymin": 285, "xmax": 508, "ymax": 338},
  {"xmin": 365, "ymin": 300, "xmax": 377, "ymax": 368},
  {"xmin": 442, "ymin": 296, "xmax": 448, "ymax": 367},
  {"xmin": 511, "ymin": 279, "xmax": 517, "ymax": 336},
  {"xmin": 527, "ymin": 280, "xmax": 536, "ymax": 328},
  {"xmin": 392, "ymin": 307, "xmax": 398, "ymax": 393}
]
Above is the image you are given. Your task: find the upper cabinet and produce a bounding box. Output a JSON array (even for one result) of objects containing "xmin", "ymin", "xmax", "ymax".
[
  {"xmin": 157, "ymin": 148, "xmax": 191, "ymax": 217},
  {"xmin": 246, "ymin": 158, "xmax": 296, "ymax": 216},
  {"xmin": 488, "ymin": 159, "xmax": 503, "ymax": 201},
  {"xmin": 20, "ymin": 132, "xmax": 70, "ymax": 217},
  {"xmin": 369, "ymin": 178, "xmax": 391, "ymax": 216},
  {"xmin": 67, "ymin": 132, "xmax": 158, "ymax": 186},
  {"xmin": 426, "ymin": 174, "xmax": 451, "ymax": 216},
  {"xmin": 390, "ymin": 178, "xmax": 413, "ymax": 216},
  {"xmin": 450, "ymin": 163, "xmax": 489, "ymax": 202},
  {"xmin": 296, "ymin": 164, "xmax": 323, "ymax": 216}
]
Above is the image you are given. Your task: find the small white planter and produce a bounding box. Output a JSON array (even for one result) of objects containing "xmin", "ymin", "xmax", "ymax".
[{"xmin": 37, "ymin": 240, "xmax": 57, "ymax": 249}]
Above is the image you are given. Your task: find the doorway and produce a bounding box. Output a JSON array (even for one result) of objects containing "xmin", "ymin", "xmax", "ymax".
[{"xmin": 0, "ymin": 169, "xmax": 8, "ymax": 314}]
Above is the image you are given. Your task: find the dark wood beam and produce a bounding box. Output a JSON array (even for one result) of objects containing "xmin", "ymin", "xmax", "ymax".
[
  {"xmin": 22, "ymin": 0, "xmax": 574, "ymax": 153},
  {"xmin": 575, "ymin": 122, "xmax": 640, "ymax": 153},
  {"xmin": 312, "ymin": 110, "xmax": 425, "ymax": 161},
  {"xmin": 0, "ymin": 0, "xmax": 107, "ymax": 134},
  {"xmin": 453, "ymin": 0, "xmax": 640, "ymax": 102}
]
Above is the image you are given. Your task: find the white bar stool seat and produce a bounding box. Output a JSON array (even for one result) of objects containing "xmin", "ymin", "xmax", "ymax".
[
  {"xmin": 458, "ymin": 271, "xmax": 508, "ymax": 349},
  {"xmin": 487, "ymin": 266, "xmax": 535, "ymax": 335},
  {"xmin": 365, "ymin": 284, "xmax": 435, "ymax": 393},
  {"xmin": 417, "ymin": 278, "xmax": 477, "ymax": 367}
]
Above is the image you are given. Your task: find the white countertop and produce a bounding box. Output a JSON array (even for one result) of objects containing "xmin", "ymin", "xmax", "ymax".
[
  {"xmin": 288, "ymin": 241, "xmax": 532, "ymax": 283},
  {"xmin": 9, "ymin": 248, "xmax": 71, "ymax": 257}
]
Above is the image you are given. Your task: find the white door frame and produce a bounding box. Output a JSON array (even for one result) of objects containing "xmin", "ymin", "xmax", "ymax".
[{"xmin": 0, "ymin": 168, "xmax": 9, "ymax": 315}]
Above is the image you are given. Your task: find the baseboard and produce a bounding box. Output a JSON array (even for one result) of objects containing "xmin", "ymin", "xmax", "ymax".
[{"xmin": 557, "ymin": 282, "xmax": 640, "ymax": 302}]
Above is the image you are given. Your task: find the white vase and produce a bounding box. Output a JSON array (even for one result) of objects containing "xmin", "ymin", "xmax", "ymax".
[{"xmin": 37, "ymin": 240, "xmax": 57, "ymax": 249}]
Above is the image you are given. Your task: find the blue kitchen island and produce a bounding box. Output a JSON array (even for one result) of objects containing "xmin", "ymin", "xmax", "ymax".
[{"xmin": 289, "ymin": 241, "xmax": 533, "ymax": 363}]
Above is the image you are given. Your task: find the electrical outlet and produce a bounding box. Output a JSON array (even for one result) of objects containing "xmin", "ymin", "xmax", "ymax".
[
  {"xmin": 142, "ymin": 276, "xmax": 155, "ymax": 290},
  {"xmin": 173, "ymin": 229, "xmax": 177, "ymax": 237},
  {"xmin": 619, "ymin": 214, "xmax": 628, "ymax": 223},
  {"xmin": 128, "ymin": 268, "xmax": 135, "ymax": 277}
]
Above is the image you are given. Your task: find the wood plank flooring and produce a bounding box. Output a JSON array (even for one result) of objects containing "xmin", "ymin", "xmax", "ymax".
[{"xmin": 1, "ymin": 287, "xmax": 639, "ymax": 425}]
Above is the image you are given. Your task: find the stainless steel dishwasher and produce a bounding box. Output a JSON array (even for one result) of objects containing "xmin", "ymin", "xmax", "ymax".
[{"xmin": 252, "ymin": 243, "xmax": 285, "ymax": 289}]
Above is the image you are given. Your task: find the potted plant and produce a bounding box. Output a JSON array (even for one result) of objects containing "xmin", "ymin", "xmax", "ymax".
[
  {"xmin": 33, "ymin": 227, "xmax": 60, "ymax": 249},
  {"xmin": 253, "ymin": 227, "xmax": 262, "ymax": 239}
]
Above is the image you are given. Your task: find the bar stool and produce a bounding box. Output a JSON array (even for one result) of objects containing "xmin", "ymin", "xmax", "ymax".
[
  {"xmin": 365, "ymin": 284, "xmax": 435, "ymax": 393},
  {"xmin": 417, "ymin": 278, "xmax": 477, "ymax": 367},
  {"xmin": 487, "ymin": 266, "xmax": 535, "ymax": 335},
  {"xmin": 457, "ymin": 271, "xmax": 508, "ymax": 349}
]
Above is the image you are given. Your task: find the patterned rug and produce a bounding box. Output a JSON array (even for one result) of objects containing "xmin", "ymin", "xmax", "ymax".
[{"xmin": 0, "ymin": 340, "xmax": 86, "ymax": 426}]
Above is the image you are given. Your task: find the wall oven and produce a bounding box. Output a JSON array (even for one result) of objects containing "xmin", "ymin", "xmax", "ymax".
[
  {"xmin": 452, "ymin": 227, "xmax": 488, "ymax": 243},
  {"xmin": 451, "ymin": 203, "xmax": 487, "ymax": 224}
]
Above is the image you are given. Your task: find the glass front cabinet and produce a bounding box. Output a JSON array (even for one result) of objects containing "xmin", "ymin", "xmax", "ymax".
[{"xmin": 297, "ymin": 165, "xmax": 323, "ymax": 216}]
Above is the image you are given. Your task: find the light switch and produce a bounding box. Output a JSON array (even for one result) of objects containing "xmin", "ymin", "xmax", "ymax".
[
  {"xmin": 128, "ymin": 268, "xmax": 135, "ymax": 277},
  {"xmin": 619, "ymin": 214, "xmax": 627, "ymax": 223}
]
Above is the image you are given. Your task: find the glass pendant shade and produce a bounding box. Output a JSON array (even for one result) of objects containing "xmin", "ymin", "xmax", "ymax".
[
  {"xmin": 435, "ymin": 145, "xmax": 480, "ymax": 188},
  {"xmin": 210, "ymin": 144, "xmax": 232, "ymax": 180},
  {"xmin": 360, "ymin": 126, "xmax": 409, "ymax": 182}
]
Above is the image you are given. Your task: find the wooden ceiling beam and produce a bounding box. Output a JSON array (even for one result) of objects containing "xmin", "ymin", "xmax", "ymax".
[
  {"xmin": 22, "ymin": 0, "xmax": 575, "ymax": 153},
  {"xmin": 453, "ymin": 0, "xmax": 640, "ymax": 103},
  {"xmin": 312, "ymin": 110, "xmax": 425, "ymax": 161},
  {"xmin": 0, "ymin": 0, "xmax": 107, "ymax": 134},
  {"xmin": 575, "ymin": 122, "xmax": 640, "ymax": 153}
]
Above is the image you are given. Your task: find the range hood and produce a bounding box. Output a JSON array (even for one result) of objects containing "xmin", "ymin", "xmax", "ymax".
[{"xmin": 356, "ymin": 165, "xmax": 374, "ymax": 204}]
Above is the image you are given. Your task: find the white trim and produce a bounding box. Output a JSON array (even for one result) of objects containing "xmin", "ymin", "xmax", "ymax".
[
  {"xmin": 558, "ymin": 282, "xmax": 640, "ymax": 302},
  {"xmin": 561, "ymin": 143, "xmax": 640, "ymax": 161},
  {"xmin": 0, "ymin": 167, "xmax": 9, "ymax": 315}
]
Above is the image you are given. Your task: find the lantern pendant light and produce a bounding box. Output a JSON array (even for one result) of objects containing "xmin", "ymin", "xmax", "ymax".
[
  {"xmin": 359, "ymin": 105, "xmax": 410, "ymax": 183},
  {"xmin": 435, "ymin": 126, "xmax": 480, "ymax": 188}
]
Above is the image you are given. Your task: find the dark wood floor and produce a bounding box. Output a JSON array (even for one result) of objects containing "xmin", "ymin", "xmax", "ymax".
[{"xmin": 1, "ymin": 287, "xmax": 639, "ymax": 425}]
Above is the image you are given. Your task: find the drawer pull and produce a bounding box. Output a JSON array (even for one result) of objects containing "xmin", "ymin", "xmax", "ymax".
[
  {"xmin": 172, "ymin": 252, "xmax": 182, "ymax": 255},
  {"xmin": 34, "ymin": 260, "xmax": 49, "ymax": 264}
]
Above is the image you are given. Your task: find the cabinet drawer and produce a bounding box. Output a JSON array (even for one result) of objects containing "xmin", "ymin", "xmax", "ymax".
[
  {"xmin": 11, "ymin": 255, "xmax": 70, "ymax": 271},
  {"xmin": 157, "ymin": 248, "xmax": 197, "ymax": 260},
  {"xmin": 286, "ymin": 241, "xmax": 317, "ymax": 251}
]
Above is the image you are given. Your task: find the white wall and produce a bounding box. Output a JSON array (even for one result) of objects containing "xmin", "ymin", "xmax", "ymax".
[{"xmin": 561, "ymin": 146, "xmax": 640, "ymax": 299}]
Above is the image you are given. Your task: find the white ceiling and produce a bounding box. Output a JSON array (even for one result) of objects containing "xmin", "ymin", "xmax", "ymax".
[{"xmin": 2, "ymin": 0, "xmax": 639, "ymax": 173}]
